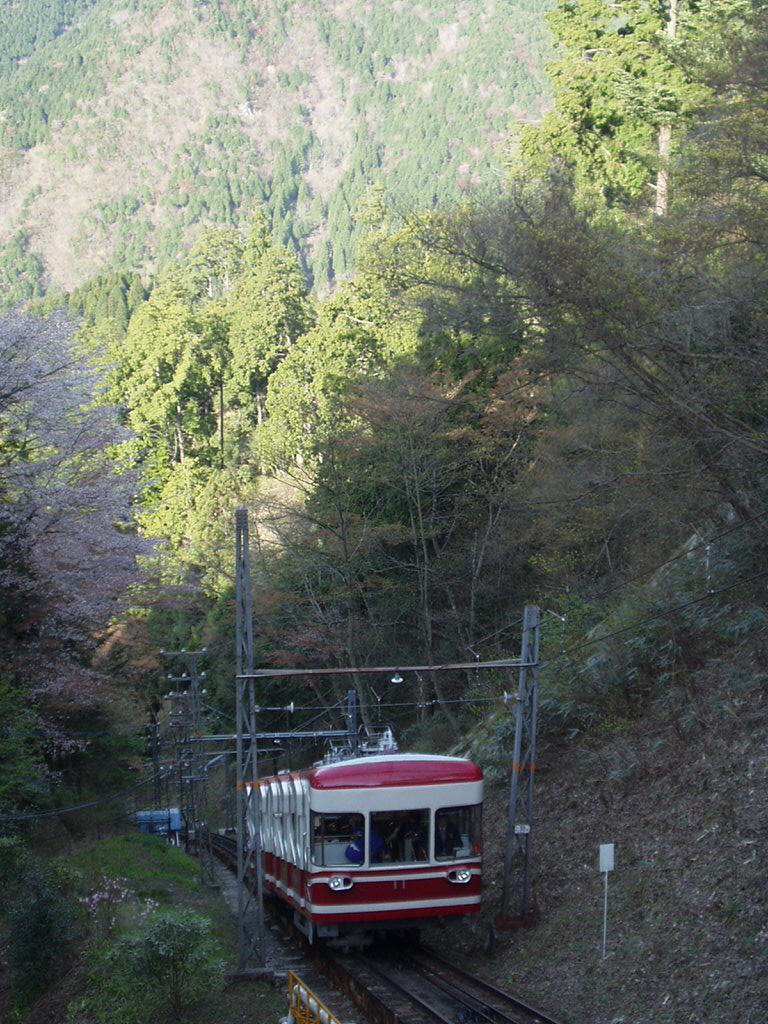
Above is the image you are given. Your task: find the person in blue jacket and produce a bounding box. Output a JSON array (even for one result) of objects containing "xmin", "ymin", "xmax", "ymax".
[
  {"xmin": 369, "ymin": 824, "xmax": 385, "ymax": 862},
  {"xmin": 345, "ymin": 824, "xmax": 384, "ymax": 864},
  {"xmin": 345, "ymin": 826, "xmax": 364, "ymax": 864}
]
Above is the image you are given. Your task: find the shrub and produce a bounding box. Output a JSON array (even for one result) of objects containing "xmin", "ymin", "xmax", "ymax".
[
  {"xmin": 119, "ymin": 909, "xmax": 224, "ymax": 1014},
  {"xmin": 6, "ymin": 871, "xmax": 76, "ymax": 1001}
]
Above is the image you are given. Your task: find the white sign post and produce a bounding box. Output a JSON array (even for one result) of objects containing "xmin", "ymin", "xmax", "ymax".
[{"xmin": 599, "ymin": 843, "xmax": 615, "ymax": 959}]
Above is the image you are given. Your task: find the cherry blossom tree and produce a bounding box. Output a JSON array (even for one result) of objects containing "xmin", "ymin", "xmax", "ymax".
[{"xmin": 0, "ymin": 311, "xmax": 150, "ymax": 807}]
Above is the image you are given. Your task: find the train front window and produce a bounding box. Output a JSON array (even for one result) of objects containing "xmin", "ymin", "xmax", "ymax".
[
  {"xmin": 434, "ymin": 805, "xmax": 481, "ymax": 860},
  {"xmin": 311, "ymin": 812, "xmax": 364, "ymax": 866},
  {"xmin": 370, "ymin": 809, "xmax": 430, "ymax": 863}
]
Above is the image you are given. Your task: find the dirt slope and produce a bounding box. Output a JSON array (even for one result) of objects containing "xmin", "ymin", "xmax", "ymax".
[{"xmin": 434, "ymin": 660, "xmax": 767, "ymax": 1023}]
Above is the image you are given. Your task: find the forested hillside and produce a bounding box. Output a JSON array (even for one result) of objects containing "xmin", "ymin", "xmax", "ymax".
[
  {"xmin": 1, "ymin": 1, "xmax": 766, "ymax": 1021},
  {"xmin": 0, "ymin": 0, "xmax": 551, "ymax": 300},
  {"xmin": 1, "ymin": 0, "xmax": 764, "ymax": 843}
]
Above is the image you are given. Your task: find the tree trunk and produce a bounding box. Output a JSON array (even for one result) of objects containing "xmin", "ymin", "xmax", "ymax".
[
  {"xmin": 219, "ymin": 376, "xmax": 225, "ymax": 467},
  {"xmin": 655, "ymin": 123, "xmax": 672, "ymax": 216},
  {"xmin": 654, "ymin": 0, "xmax": 679, "ymax": 216},
  {"xmin": 174, "ymin": 407, "xmax": 185, "ymax": 463}
]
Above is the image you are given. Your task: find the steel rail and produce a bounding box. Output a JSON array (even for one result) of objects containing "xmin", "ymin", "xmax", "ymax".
[
  {"xmin": 397, "ymin": 955, "xmax": 521, "ymax": 1024},
  {"xmin": 408, "ymin": 947, "xmax": 564, "ymax": 1024},
  {"xmin": 351, "ymin": 956, "xmax": 456, "ymax": 1024}
]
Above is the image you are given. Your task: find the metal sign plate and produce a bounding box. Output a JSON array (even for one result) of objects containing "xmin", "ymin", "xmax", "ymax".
[{"xmin": 599, "ymin": 843, "xmax": 615, "ymax": 872}]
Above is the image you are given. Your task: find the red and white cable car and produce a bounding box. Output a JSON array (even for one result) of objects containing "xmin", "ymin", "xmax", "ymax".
[{"xmin": 248, "ymin": 753, "xmax": 483, "ymax": 941}]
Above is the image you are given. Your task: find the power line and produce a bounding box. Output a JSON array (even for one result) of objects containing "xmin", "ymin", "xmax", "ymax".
[
  {"xmin": 538, "ymin": 566, "xmax": 768, "ymax": 673},
  {"xmin": 256, "ymin": 564, "xmax": 768, "ymax": 716},
  {"xmin": 17, "ymin": 562, "xmax": 754, "ymax": 827},
  {"xmin": 0, "ymin": 768, "xmax": 177, "ymax": 824},
  {"xmin": 471, "ymin": 507, "xmax": 768, "ymax": 651}
]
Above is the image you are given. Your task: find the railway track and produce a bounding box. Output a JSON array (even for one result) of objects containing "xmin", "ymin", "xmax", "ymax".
[
  {"xmin": 362, "ymin": 944, "xmax": 563, "ymax": 1024},
  {"xmin": 205, "ymin": 830, "xmax": 565, "ymax": 1024}
]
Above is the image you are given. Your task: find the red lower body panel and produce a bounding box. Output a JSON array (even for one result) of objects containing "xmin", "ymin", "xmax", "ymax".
[{"xmin": 262, "ymin": 855, "xmax": 481, "ymax": 927}]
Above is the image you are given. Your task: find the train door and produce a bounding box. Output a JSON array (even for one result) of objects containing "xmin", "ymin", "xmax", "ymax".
[
  {"xmin": 295, "ymin": 778, "xmax": 309, "ymax": 870},
  {"xmin": 280, "ymin": 778, "xmax": 296, "ymax": 892},
  {"xmin": 270, "ymin": 779, "xmax": 284, "ymax": 876},
  {"xmin": 259, "ymin": 783, "xmax": 272, "ymax": 880}
]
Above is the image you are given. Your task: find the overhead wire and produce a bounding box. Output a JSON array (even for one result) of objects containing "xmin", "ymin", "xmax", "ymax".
[
  {"xmin": 12, "ymin": 564, "xmax": 759, "ymax": 824},
  {"xmin": 0, "ymin": 767, "xmax": 177, "ymax": 824},
  {"xmin": 242, "ymin": 562, "xmax": 768, "ymax": 716},
  {"xmin": 469, "ymin": 505, "xmax": 768, "ymax": 651},
  {"xmin": 59, "ymin": 545, "xmax": 763, "ymax": 813},
  {"xmin": 174, "ymin": 509, "xmax": 767, "ymax": 712}
]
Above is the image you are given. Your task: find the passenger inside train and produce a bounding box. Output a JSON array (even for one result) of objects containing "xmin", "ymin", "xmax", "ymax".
[{"xmin": 372, "ymin": 809, "xmax": 429, "ymax": 862}]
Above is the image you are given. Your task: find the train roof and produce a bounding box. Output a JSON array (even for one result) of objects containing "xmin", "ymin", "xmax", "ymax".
[{"xmin": 308, "ymin": 754, "xmax": 482, "ymax": 790}]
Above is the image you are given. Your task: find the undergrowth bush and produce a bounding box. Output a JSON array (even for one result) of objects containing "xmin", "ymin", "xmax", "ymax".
[
  {"xmin": 5, "ymin": 861, "xmax": 78, "ymax": 1002},
  {"xmin": 69, "ymin": 908, "xmax": 226, "ymax": 1023},
  {"xmin": 469, "ymin": 533, "xmax": 767, "ymax": 771},
  {"xmin": 126, "ymin": 909, "xmax": 225, "ymax": 1014}
]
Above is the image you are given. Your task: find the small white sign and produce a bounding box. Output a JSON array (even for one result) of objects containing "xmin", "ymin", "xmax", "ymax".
[{"xmin": 599, "ymin": 843, "xmax": 615, "ymax": 873}]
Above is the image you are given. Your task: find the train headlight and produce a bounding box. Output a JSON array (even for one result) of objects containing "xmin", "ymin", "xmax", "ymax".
[
  {"xmin": 328, "ymin": 875, "xmax": 353, "ymax": 891},
  {"xmin": 447, "ymin": 868, "xmax": 472, "ymax": 884}
]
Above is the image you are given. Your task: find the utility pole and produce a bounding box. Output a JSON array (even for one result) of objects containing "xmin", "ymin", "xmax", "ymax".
[
  {"xmin": 498, "ymin": 604, "xmax": 541, "ymax": 926},
  {"xmin": 166, "ymin": 688, "xmax": 189, "ymax": 846},
  {"xmin": 345, "ymin": 688, "xmax": 359, "ymax": 755},
  {"xmin": 223, "ymin": 753, "xmax": 235, "ymax": 831},
  {"xmin": 235, "ymin": 508, "xmax": 266, "ymax": 970},
  {"xmin": 163, "ymin": 648, "xmax": 215, "ymax": 884},
  {"xmin": 235, "ymin": 645, "xmax": 537, "ymax": 924},
  {"xmin": 148, "ymin": 718, "xmax": 161, "ymax": 808},
  {"xmin": 228, "ymin": 585, "xmax": 539, "ymax": 947}
]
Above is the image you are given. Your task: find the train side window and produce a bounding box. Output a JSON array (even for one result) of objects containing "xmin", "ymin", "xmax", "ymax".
[
  {"xmin": 259, "ymin": 786, "xmax": 272, "ymax": 853},
  {"xmin": 295, "ymin": 778, "xmax": 309, "ymax": 870},
  {"xmin": 270, "ymin": 780, "xmax": 284, "ymax": 859},
  {"xmin": 370, "ymin": 809, "xmax": 429, "ymax": 863},
  {"xmin": 282, "ymin": 778, "xmax": 297, "ymax": 864},
  {"xmin": 311, "ymin": 812, "xmax": 365, "ymax": 866},
  {"xmin": 434, "ymin": 804, "xmax": 481, "ymax": 860}
]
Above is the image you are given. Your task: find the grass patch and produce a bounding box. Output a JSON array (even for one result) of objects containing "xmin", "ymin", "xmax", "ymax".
[
  {"xmin": 5, "ymin": 833, "xmax": 287, "ymax": 1024},
  {"xmin": 65, "ymin": 833, "xmax": 201, "ymax": 892}
]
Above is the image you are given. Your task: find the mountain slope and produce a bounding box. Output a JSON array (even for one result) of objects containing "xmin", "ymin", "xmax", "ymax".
[{"xmin": 0, "ymin": 0, "xmax": 552, "ymax": 300}]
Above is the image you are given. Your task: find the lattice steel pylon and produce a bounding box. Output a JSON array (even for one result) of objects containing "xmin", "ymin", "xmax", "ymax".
[
  {"xmin": 499, "ymin": 604, "xmax": 541, "ymax": 923},
  {"xmin": 234, "ymin": 508, "xmax": 266, "ymax": 969},
  {"xmin": 163, "ymin": 647, "xmax": 215, "ymax": 883},
  {"xmin": 186, "ymin": 651, "xmax": 216, "ymax": 886}
]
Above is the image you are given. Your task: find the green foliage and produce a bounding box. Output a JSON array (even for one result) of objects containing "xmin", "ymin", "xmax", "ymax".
[
  {"xmin": 67, "ymin": 271, "xmax": 148, "ymax": 332},
  {"xmin": 0, "ymin": 676, "xmax": 49, "ymax": 812},
  {"xmin": 0, "ymin": 231, "xmax": 45, "ymax": 306},
  {"xmin": 69, "ymin": 943, "xmax": 168, "ymax": 1024},
  {"xmin": 228, "ymin": 239, "xmax": 314, "ymax": 407},
  {"xmin": 56, "ymin": 834, "xmax": 259, "ymax": 1024},
  {"xmin": 98, "ymin": 217, "xmax": 314, "ymax": 592},
  {"xmin": 68, "ymin": 832, "xmax": 200, "ymax": 892},
  {"xmin": 0, "ymin": 0, "xmax": 95, "ymax": 75},
  {"xmin": 4, "ymin": 853, "xmax": 78, "ymax": 1003},
  {"xmin": 0, "ymin": 2, "xmax": 141, "ymax": 151},
  {"xmin": 0, "ymin": 0, "xmax": 553, "ymax": 300},
  {"xmin": 0, "ymin": 835, "xmax": 32, "ymax": 885},
  {"xmin": 517, "ymin": 0, "xmax": 712, "ymax": 206},
  {"xmin": 258, "ymin": 280, "xmax": 399, "ymax": 467},
  {"xmin": 118, "ymin": 909, "xmax": 225, "ymax": 1014},
  {"xmin": 2, "ymin": 0, "xmax": 764, "ymax": 814}
]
